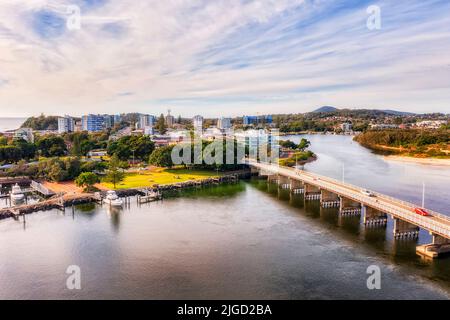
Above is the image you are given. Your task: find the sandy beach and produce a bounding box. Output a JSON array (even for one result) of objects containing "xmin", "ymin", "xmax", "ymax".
[{"xmin": 384, "ymin": 155, "xmax": 450, "ymax": 166}]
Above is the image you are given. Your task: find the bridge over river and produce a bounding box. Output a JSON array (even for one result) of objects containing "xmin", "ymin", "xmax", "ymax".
[{"xmin": 246, "ymin": 159, "xmax": 450, "ymax": 259}]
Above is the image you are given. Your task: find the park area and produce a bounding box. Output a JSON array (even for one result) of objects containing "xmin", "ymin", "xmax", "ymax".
[
  {"xmin": 42, "ymin": 167, "xmax": 222, "ymax": 193},
  {"xmin": 100, "ymin": 167, "xmax": 222, "ymax": 190}
]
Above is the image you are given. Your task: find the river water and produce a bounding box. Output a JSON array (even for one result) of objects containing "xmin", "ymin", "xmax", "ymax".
[{"xmin": 0, "ymin": 135, "xmax": 449, "ymax": 299}]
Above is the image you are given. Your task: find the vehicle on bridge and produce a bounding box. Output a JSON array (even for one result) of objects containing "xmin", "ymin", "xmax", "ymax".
[
  {"xmin": 414, "ymin": 208, "xmax": 431, "ymax": 217},
  {"xmin": 361, "ymin": 189, "xmax": 375, "ymax": 197}
]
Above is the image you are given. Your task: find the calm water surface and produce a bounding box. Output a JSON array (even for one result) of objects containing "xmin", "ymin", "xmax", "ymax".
[{"xmin": 0, "ymin": 135, "xmax": 449, "ymax": 299}]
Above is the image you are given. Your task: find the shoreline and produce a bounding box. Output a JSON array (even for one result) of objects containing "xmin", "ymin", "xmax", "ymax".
[
  {"xmin": 0, "ymin": 171, "xmax": 250, "ymax": 220},
  {"xmin": 383, "ymin": 155, "xmax": 450, "ymax": 166}
]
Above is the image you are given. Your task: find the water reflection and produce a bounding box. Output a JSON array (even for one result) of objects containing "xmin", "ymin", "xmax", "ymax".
[
  {"xmin": 1, "ymin": 135, "xmax": 450, "ymax": 299},
  {"xmin": 248, "ymin": 178, "xmax": 450, "ymax": 292}
]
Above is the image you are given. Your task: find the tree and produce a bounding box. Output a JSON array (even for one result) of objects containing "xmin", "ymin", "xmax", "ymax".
[
  {"xmin": 0, "ymin": 136, "xmax": 8, "ymax": 146},
  {"xmin": 105, "ymin": 155, "xmax": 125, "ymax": 188},
  {"xmin": 36, "ymin": 135, "xmax": 67, "ymax": 157},
  {"xmin": 107, "ymin": 135, "xmax": 155, "ymax": 162},
  {"xmin": 64, "ymin": 157, "xmax": 82, "ymax": 180},
  {"xmin": 75, "ymin": 172, "xmax": 99, "ymax": 192},
  {"xmin": 47, "ymin": 162, "xmax": 67, "ymax": 182},
  {"xmin": 280, "ymin": 140, "xmax": 298, "ymax": 149},
  {"xmin": 0, "ymin": 145, "xmax": 22, "ymax": 163},
  {"xmin": 156, "ymin": 114, "xmax": 167, "ymax": 135},
  {"xmin": 71, "ymin": 134, "xmax": 82, "ymax": 156},
  {"xmin": 13, "ymin": 139, "xmax": 36, "ymax": 159},
  {"xmin": 297, "ymin": 138, "xmax": 311, "ymax": 151},
  {"xmin": 149, "ymin": 145, "xmax": 174, "ymax": 168}
]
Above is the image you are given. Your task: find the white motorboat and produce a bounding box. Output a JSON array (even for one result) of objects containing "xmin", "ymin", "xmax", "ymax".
[
  {"xmin": 10, "ymin": 183, "xmax": 25, "ymax": 203},
  {"xmin": 104, "ymin": 190, "xmax": 123, "ymax": 207}
]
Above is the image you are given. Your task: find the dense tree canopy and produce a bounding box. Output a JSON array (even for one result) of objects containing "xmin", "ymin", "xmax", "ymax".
[
  {"xmin": 64, "ymin": 132, "xmax": 109, "ymax": 156},
  {"xmin": 107, "ymin": 135, "xmax": 155, "ymax": 161},
  {"xmin": 36, "ymin": 135, "xmax": 67, "ymax": 157},
  {"xmin": 75, "ymin": 172, "xmax": 99, "ymax": 192},
  {"xmin": 0, "ymin": 138, "xmax": 36, "ymax": 164},
  {"xmin": 148, "ymin": 145, "xmax": 174, "ymax": 168},
  {"xmin": 355, "ymin": 129, "xmax": 450, "ymax": 148},
  {"xmin": 156, "ymin": 114, "xmax": 167, "ymax": 134}
]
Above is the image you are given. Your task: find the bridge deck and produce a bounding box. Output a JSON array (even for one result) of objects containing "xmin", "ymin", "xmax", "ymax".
[{"xmin": 248, "ymin": 160, "xmax": 450, "ymax": 240}]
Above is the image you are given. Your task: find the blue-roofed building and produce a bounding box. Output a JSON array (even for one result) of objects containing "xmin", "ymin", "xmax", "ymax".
[
  {"xmin": 243, "ymin": 116, "xmax": 258, "ymax": 126},
  {"xmin": 81, "ymin": 114, "xmax": 106, "ymax": 132},
  {"xmin": 243, "ymin": 115, "xmax": 272, "ymax": 126}
]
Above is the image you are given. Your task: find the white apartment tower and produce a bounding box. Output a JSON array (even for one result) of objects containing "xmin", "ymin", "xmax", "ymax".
[
  {"xmin": 217, "ymin": 117, "xmax": 232, "ymax": 130},
  {"xmin": 58, "ymin": 115, "xmax": 75, "ymax": 133},
  {"xmin": 192, "ymin": 115, "xmax": 204, "ymax": 133}
]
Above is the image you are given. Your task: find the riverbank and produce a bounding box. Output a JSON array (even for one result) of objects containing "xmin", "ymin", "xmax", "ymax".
[
  {"xmin": 383, "ymin": 155, "xmax": 450, "ymax": 166},
  {"xmin": 0, "ymin": 170, "xmax": 251, "ymax": 220}
]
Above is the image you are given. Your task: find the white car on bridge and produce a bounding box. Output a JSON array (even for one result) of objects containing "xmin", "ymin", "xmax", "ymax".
[{"xmin": 361, "ymin": 189, "xmax": 376, "ymax": 197}]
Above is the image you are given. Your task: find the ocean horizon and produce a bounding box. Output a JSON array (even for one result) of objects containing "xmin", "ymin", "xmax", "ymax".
[{"xmin": 0, "ymin": 117, "xmax": 27, "ymax": 132}]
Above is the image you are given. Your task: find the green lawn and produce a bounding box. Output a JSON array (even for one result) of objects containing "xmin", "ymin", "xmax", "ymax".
[{"xmin": 101, "ymin": 168, "xmax": 221, "ymax": 190}]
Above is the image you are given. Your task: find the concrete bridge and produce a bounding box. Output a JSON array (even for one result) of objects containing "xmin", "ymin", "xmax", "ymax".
[{"xmin": 246, "ymin": 159, "xmax": 450, "ymax": 259}]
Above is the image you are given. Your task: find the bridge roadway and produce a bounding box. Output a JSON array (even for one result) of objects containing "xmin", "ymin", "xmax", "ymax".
[{"xmin": 247, "ymin": 160, "xmax": 450, "ymax": 240}]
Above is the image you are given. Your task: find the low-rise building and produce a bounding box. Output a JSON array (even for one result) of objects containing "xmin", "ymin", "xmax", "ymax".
[
  {"xmin": 340, "ymin": 122, "xmax": 353, "ymax": 132},
  {"xmin": 14, "ymin": 128, "xmax": 34, "ymax": 143},
  {"xmin": 413, "ymin": 120, "xmax": 447, "ymax": 129},
  {"xmin": 370, "ymin": 124, "xmax": 399, "ymax": 130}
]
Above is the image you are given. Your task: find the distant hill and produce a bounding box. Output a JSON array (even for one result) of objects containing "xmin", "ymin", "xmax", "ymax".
[
  {"xmin": 311, "ymin": 106, "xmax": 415, "ymax": 116},
  {"xmin": 312, "ymin": 106, "xmax": 338, "ymax": 113},
  {"xmin": 21, "ymin": 115, "xmax": 59, "ymax": 130},
  {"xmin": 380, "ymin": 110, "xmax": 416, "ymax": 116}
]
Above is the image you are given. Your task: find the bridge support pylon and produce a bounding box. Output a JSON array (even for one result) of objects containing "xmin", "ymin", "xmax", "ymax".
[
  {"xmin": 362, "ymin": 205, "xmax": 387, "ymax": 226},
  {"xmin": 339, "ymin": 197, "xmax": 361, "ymax": 216},
  {"xmin": 320, "ymin": 190, "xmax": 340, "ymax": 208},
  {"xmin": 416, "ymin": 234, "xmax": 450, "ymax": 259},
  {"xmin": 278, "ymin": 175, "xmax": 290, "ymax": 189},
  {"xmin": 304, "ymin": 183, "xmax": 320, "ymax": 201},
  {"xmin": 290, "ymin": 179, "xmax": 304, "ymax": 194},
  {"xmin": 393, "ymin": 218, "xmax": 419, "ymax": 239},
  {"xmin": 267, "ymin": 174, "xmax": 279, "ymax": 184}
]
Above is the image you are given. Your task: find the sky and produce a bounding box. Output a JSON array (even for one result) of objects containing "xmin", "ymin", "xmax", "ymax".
[{"xmin": 0, "ymin": 0, "xmax": 449, "ymax": 117}]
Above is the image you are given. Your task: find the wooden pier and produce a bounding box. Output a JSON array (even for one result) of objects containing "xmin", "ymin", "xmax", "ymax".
[
  {"xmin": 0, "ymin": 193, "xmax": 96, "ymax": 220},
  {"xmin": 137, "ymin": 191, "xmax": 162, "ymax": 204}
]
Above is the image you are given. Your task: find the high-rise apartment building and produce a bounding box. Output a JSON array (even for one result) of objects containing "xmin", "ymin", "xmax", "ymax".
[
  {"xmin": 58, "ymin": 115, "xmax": 75, "ymax": 133},
  {"xmin": 81, "ymin": 114, "xmax": 105, "ymax": 132},
  {"xmin": 217, "ymin": 117, "xmax": 232, "ymax": 130},
  {"xmin": 193, "ymin": 115, "xmax": 204, "ymax": 132}
]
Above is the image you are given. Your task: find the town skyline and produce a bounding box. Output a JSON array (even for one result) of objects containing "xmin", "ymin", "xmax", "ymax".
[
  {"xmin": 1, "ymin": 104, "xmax": 449, "ymax": 120},
  {"xmin": 1, "ymin": 1, "xmax": 450, "ymax": 117}
]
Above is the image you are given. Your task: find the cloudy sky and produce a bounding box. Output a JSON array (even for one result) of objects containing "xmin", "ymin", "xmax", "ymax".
[{"xmin": 0, "ymin": 0, "xmax": 449, "ymax": 117}]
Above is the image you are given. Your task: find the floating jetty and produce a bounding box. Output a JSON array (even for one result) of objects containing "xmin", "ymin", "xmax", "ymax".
[
  {"xmin": 0, "ymin": 193, "xmax": 96, "ymax": 220},
  {"xmin": 137, "ymin": 191, "xmax": 162, "ymax": 204}
]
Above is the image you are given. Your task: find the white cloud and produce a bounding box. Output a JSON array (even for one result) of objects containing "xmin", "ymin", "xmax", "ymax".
[{"xmin": 0, "ymin": 0, "xmax": 449, "ymax": 117}]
